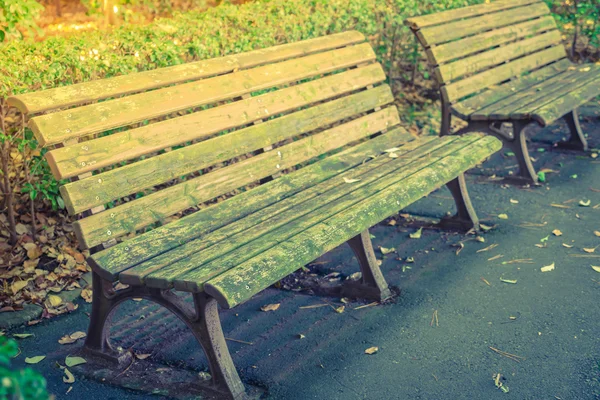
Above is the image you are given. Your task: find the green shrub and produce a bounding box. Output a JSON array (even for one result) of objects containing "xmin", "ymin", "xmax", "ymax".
[
  {"xmin": 0, "ymin": 337, "xmax": 50, "ymax": 400},
  {"xmin": 0, "ymin": 0, "xmax": 43, "ymax": 42}
]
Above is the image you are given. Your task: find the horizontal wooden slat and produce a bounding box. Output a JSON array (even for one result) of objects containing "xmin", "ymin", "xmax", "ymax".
[
  {"xmin": 29, "ymin": 42, "xmax": 377, "ymax": 146},
  {"xmin": 404, "ymin": 0, "xmax": 540, "ymax": 30},
  {"xmin": 46, "ymin": 64, "xmax": 387, "ymax": 180},
  {"xmin": 73, "ymin": 107, "xmax": 400, "ymax": 248},
  {"xmin": 435, "ymin": 30, "xmax": 562, "ymax": 83},
  {"xmin": 415, "ymin": 2, "xmax": 550, "ymax": 47},
  {"xmin": 532, "ymin": 76, "xmax": 600, "ymax": 126},
  {"xmin": 117, "ymin": 135, "xmax": 449, "ymax": 287},
  {"xmin": 89, "ymin": 126, "xmax": 416, "ymax": 280},
  {"xmin": 452, "ymin": 58, "xmax": 571, "ymax": 119},
  {"xmin": 442, "ymin": 46, "xmax": 566, "ymax": 103},
  {"xmin": 204, "ymin": 135, "xmax": 502, "ymax": 308},
  {"xmin": 429, "ymin": 16, "xmax": 558, "ymax": 65},
  {"xmin": 476, "ymin": 66, "xmax": 598, "ymax": 120},
  {"xmin": 7, "ymin": 31, "xmax": 365, "ymax": 115},
  {"xmin": 60, "ymin": 85, "xmax": 394, "ymax": 214}
]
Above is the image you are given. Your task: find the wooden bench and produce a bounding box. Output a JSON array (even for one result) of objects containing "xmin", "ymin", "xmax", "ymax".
[
  {"xmin": 405, "ymin": 0, "xmax": 600, "ymax": 184},
  {"xmin": 8, "ymin": 31, "xmax": 501, "ymax": 399}
]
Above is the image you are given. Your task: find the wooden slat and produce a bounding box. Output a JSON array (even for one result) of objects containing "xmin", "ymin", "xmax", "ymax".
[
  {"xmin": 477, "ymin": 66, "xmax": 598, "ymax": 120},
  {"xmin": 60, "ymin": 85, "xmax": 394, "ymax": 214},
  {"xmin": 73, "ymin": 107, "xmax": 400, "ymax": 249},
  {"xmin": 532, "ymin": 76, "xmax": 600, "ymax": 126},
  {"xmin": 46, "ymin": 64, "xmax": 387, "ymax": 180},
  {"xmin": 117, "ymin": 135, "xmax": 450, "ymax": 287},
  {"xmin": 29, "ymin": 43, "xmax": 377, "ymax": 146},
  {"xmin": 89, "ymin": 126, "xmax": 416, "ymax": 280},
  {"xmin": 7, "ymin": 31, "xmax": 366, "ymax": 115},
  {"xmin": 404, "ymin": 0, "xmax": 540, "ymax": 30},
  {"xmin": 429, "ymin": 16, "xmax": 558, "ymax": 65},
  {"xmin": 204, "ymin": 136, "xmax": 502, "ymax": 308},
  {"xmin": 435, "ymin": 30, "xmax": 562, "ymax": 83},
  {"xmin": 141, "ymin": 135, "xmax": 479, "ymax": 291},
  {"xmin": 414, "ymin": 2, "xmax": 550, "ymax": 47},
  {"xmin": 452, "ymin": 58, "xmax": 571, "ymax": 119},
  {"xmin": 442, "ymin": 46, "xmax": 567, "ymax": 103}
]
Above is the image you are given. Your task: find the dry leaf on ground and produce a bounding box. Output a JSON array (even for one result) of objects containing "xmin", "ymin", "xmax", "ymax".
[
  {"xmin": 552, "ymin": 229, "xmax": 563, "ymax": 236},
  {"xmin": 541, "ymin": 263, "xmax": 555, "ymax": 272},
  {"xmin": 260, "ymin": 303, "xmax": 280, "ymax": 312},
  {"xmin": 364, "ymin": 347, "xmax": 379, "ymax": 355}
]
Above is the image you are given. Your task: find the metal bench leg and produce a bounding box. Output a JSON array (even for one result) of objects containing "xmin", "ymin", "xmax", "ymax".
[
  {"xmin": 191, "ymin": 292, "xmax": 247, "ymax": 400},
  {"xmin": 82, "ymin": 272, "xmax": 132, "ymax": 365},
  {"xmin": 557, "ymin": 109, "xmax": 589, "ymax": 151},
  {"xmin": 82, "ymin": 272, "xmax": 246, "ymax": 399},
  {"xmin": 504, "ymin": 122, "xmax": 538, "ymax": 184},
  {"xmin": 344, "ymin": 230, "xmax": 392, "ymax": 301},
  {"xmin": 438, "ymin": 174, "xmax": 479, "ymax": 232}
]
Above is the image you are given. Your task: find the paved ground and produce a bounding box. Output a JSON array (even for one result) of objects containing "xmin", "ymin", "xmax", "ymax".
[{"xmin": 6, "ymin": 118, "xmax": 600, "ymax": 399}]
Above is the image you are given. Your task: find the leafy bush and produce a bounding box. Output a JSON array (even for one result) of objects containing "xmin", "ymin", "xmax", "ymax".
[
  {"xmin": 0, "ymin": 0, "xmax": 43, "ymax": 42},
  {"xmin": 0, "ymin": 336, "xmax": 50, "ymax": 400}
]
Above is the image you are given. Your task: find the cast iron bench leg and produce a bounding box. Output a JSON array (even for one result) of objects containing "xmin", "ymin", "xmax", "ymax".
[
  {"xmin": 556, "ymin": 109, "xmax": 589, "ymax": 151},
  {"xmin": 439, "ymin": 173, "xmax": 479, "ymax": 232},
  {"xmin": 344, "ymin": 230, "xmax": 392, "ymax": 301},
  {"xmin": 82, "ymin": 272, "xmax": 246, "ymax": 399},
  {"xmin": 503, "ymin": 121, "xmax": 538, "ymax": 184}
]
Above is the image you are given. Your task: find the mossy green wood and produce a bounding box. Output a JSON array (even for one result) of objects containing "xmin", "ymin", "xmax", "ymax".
[
  {"xmin": 530, "ymin": 77, "xmax": 600, "ymax": 126},
  {"xmin": 484, "ymin": 67, "xmax": 600, "ymax": 121},
  {"xmin": 141, "ymin": 135, "xmax": 478, "ymax": 292},
  {"xmin": 451, "ymin": 59, "xmax": 571, "ymax": 119},
  {"xmin": 442, "ymin": 46, "xmax": 567, "ymax": 103},
  {"xmin": 435, "ymin": 30, "xmax": 562, "ymax": 83},
  {"xmin": 60, "ymin": 85, "xmax": 394, "ymax": 214},
  {"xmin": 118, "ymin": 135, "xmax": 456, "ymax": 288},
  {"xmin": 413, "ymin": 2, "xmax": 549, "ymax": 47},
  {"xmin": 7, "ymin": 30, "xmax": 366, "ymax": 115},
  {"xmin": 29, "ymin": 43, "xmax": 376, "ymax": 146},
  {"xmin": 204, "ymin": 135, "xmax": 502, "ymax": 308},
  {"xmin": 74, "ymin": 107, "xmax": 400, "ymax": 248},
  {"xmin": 47, "ymin": 64, "xmax": 387, "ymax": 180},
  {"xmin": 428, "ymin": 16, "xmax": 557, "ymax": 65},
  {"xmin": 89, "ymin": 126, "xmax": 415, "ymax": 280},
  {"xmin": 404, "ymin": 0, "xmax": 539, "ymax": 30}
]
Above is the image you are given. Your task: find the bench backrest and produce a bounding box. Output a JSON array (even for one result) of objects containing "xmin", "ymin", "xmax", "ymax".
[
  {"xmin": 8, "ymin": 31, "xmax": 402, "ymax": 250},
  {"xmin": 405, "ymin": 0, "xmax": 568, "ymax": 105}
]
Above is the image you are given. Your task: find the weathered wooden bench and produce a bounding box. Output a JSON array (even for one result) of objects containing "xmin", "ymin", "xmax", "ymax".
[
  {"xmin": 8, "ymin": 31, "xmax": 501, "ymax": 399},
  {"xmin": 405, "ymin": 0, "xmax": 600, "ymax": 184}
]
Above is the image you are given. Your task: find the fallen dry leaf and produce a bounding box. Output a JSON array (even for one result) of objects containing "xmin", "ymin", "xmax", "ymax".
[
  {"xmin": 510, "ymin": 199, "xmax": 519, "ymax": 204},
  {"xmin": 47, "ymin": 295, "xmax": 62, "ymax": 307},
  {"xmin": 594, "ymin": 231, "xmax": 600, "ymax": 237},
  {"xmin": 25, "ymin": 356, "xmax": 46, "ymax": 364},
  {"xmin": 379, "ymin": 246, "xmax": 395, "ymax": 255},
  {"xmin": 409, "ymin": 228, "xmax": 423, "ymax": 239},
  {"xmin": 135, "ymin": 353, "xmax": 152, "ymax": 360},
  {"xmin": 583, "ymin": 247, "xmax": 598, "ymax": 254},
  {"xmin": 498, "ymin": 214, "xmax": 508, "ymax": 220},
  {"xmin": 65, "ymin": 356, "xmax": 86, "ymax": 367},
  {"xmin": 591, "ymin": 266, "xmax": 600, "ymax": 273},
  {"xmin": 562, "ymin": 243, "xmax": 574, "ymax": 248},
  {"xmin": 334, "ymin": 306, "xmax": 345, "ymax": 314},
  {"xmin": 500, "ymin": 278, "xmax": 517, "ymax": 284},
  {"xmin": 63, "ymin": 368, "xmax": 75, "ymax": 384},
  {"xmin": 552, "ymin": 229, "xmax": 563, "ymax": 236},
  {"xmin": 81, "ymin": 287, "xmax": 92, "ymax": 303},
  {"xmin": 364, "ymin": 347, "xmax": 379, "ymax": 355},
  {"xmin": 13, "ymin": 333, "xmax": 34, "ymax": 339},
  {"xmin": 343, "ymin": 177, "xmax": 361, "ymax": 184},
  {"xmin": 260, "ymin": 303, "xmax": 280, "ymax": 312},
  {"xmin": 541, "ymin": 263, "xmax": 555, "ymax": 272},
  {"xmin": 579, "ymin": 200, "xmax": 591, "ymax": 207}
]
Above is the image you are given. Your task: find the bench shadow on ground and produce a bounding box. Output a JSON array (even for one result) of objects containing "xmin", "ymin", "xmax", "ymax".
[{"xmin": 75, "ymin": 119, "xmax": 599, "ymax": 399}]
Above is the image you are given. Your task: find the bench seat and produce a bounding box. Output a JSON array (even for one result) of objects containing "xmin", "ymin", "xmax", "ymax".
[
  {"xmin": 89, "ymin": 132, "xmax": 498, "ymax": 309},
  {"xmin": 458, "ymin": 64, "xmax": 600, "ymax": 126},
  {"xmin": 405, "ymin": 0, "xmax": 599, "ymax": 184}
]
